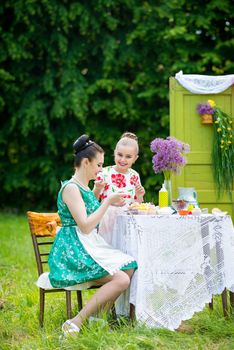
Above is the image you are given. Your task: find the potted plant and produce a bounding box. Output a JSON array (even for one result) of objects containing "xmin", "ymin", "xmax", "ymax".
[{"xmin": 197, "ymin": 100, "xmax": 215, "ymax": 124}]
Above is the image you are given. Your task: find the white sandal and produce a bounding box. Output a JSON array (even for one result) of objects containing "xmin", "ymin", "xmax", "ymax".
[{"xmin": 62, "ymin": 320, "xmax": 80, "ymax": 336}]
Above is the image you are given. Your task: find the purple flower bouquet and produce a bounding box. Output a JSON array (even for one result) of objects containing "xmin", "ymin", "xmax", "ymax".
[
  {"xmin": 150, "ymin": 137, "xmax": 190, "ymax": 178},
  {"xmin": 150, "ymin": 137, "xmax": 190, "ymax": 205}
]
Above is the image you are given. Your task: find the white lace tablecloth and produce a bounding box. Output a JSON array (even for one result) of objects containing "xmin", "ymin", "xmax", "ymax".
[{"xmin": 112, "ymin": 214, "xmax": 234, "ymax": 330}]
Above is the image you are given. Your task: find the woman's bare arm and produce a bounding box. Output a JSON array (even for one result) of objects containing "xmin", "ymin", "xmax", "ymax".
[{"xmin": 62, "ymin": 183, "xmax": 124, "ymax": 234}]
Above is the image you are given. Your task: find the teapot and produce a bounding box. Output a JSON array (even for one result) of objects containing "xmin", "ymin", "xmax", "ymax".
[{"xmin": 177, "ymin": 187, "xmax": 199, "ymax": 207}]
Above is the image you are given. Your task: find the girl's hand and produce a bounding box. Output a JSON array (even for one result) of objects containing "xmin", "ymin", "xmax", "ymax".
[
  {"xmin": 107, "ymin": 192, "xmax": 126, "ymax": 207},
  {"xmin": 135, "ymin": 184, "xmax": 145, "ymax": 200}
]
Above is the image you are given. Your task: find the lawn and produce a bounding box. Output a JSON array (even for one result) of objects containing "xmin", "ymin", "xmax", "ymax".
[{"xmin": 0, "ymin": 213, "xmax": 234, "ymax": 350}]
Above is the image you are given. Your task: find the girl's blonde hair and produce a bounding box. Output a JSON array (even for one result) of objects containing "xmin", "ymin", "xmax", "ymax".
[{"xmin": 116, "ymin": 132, "xmax": 139, "ymax": 154}]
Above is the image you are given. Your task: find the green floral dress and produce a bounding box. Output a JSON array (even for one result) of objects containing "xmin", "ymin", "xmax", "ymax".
[{"xmin": 48, "ymin": 180, "xmax": 137, "ymax": 288}]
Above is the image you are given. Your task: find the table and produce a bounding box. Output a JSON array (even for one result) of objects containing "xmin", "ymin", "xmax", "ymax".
[{"xmin": 112, "ymin": 214, "xmax": 234, "ymax": 330}]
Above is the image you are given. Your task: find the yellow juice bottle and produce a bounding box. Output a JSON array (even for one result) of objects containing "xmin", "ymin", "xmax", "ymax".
[{"xmin": 159, "ymin": 184, "xmax": 168, "ymax": 208}]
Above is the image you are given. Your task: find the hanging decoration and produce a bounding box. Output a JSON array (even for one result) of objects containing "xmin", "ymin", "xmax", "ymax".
[
  {"xmin": 197, "ymin": 100, "xmax": 215, "ymax": 124},
  {"xmin": 197, "ymin": 99, "xmax": 234, "ymax": 198}
]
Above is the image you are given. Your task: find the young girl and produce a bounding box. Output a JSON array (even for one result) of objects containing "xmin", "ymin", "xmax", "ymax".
[
  {"xmin": 94, "ymin": 132, "xmax": 145, "ymax": 244},
  {"xmin": 47, "ymin": 135, "xmax": 137, "ymax": 335}
]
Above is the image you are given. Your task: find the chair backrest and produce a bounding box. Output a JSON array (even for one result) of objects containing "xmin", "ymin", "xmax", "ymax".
[{"xmin": 27, "ymin": 211, "xmax": 61, "ymax": 275}]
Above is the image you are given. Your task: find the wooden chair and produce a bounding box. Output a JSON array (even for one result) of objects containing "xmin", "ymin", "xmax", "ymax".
[
  {"xmin": 27, "ymin": 211, "xmax": 117, "ymax": 327},
  {"xmin": 27, "ymin": 211, "xmax": 85, "ymax": 327}
]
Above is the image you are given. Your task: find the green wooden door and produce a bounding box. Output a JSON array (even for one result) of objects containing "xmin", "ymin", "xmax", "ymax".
[{"xmin": 169, "ymin": 77, "xmax": 234, "ymax": 219}]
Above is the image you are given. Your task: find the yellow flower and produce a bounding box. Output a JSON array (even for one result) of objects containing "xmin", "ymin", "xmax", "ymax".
[
  {"xmin": 229, "ymin": 120, "xmax": 233, "ymax": 124},
  {"xmin": 220, "ymin": 145, "xmax": 224, "ymax": 148},
  {"xmin": 208, "ymin": 99, "xmax": 216, "ymax": 107},
  {"xmin": 221, "ymin": 140, "xmax": 224, "ymax": 144},
  {"xmin": 217, "ymin": 128, "xmax": 222, "ymax": 132},
  {"xmin": 230, "ymin": 135, "xmax": 233, "ymax": 138},
  {"xmin": 227, "ymin": 141, "xmax": 232, "ymax": 144},
  {"xmin": 227, "ymin": 127, "xmax": 231, "ymax": 131}
]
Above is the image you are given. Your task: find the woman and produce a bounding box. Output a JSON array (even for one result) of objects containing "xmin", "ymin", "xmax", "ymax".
[{"xmin": 48, "ymin": 135, "xmax": 137, "ymax": 335}]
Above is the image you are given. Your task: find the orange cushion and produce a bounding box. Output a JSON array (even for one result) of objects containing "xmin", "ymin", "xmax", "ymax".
[{"xmin": 27, "ymin": 211, "xmax": 61, "ymax": 237}]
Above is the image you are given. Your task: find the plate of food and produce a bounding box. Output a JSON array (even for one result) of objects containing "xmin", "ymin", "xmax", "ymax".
[
  {"xmin": 212, "ymin": 208, "xmax": 228, "ymax": 216},
  {"xmin": 128, "ymin": 202, "xmax": 157, "ymax": 214}
]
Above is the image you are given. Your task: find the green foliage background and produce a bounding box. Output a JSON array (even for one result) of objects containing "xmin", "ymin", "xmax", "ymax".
[{"xmin": 0, "ymin": 0, "xmax": 233, "ymax": 211}]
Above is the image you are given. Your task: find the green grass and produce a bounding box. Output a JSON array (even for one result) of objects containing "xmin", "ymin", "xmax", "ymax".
[{"xmin": 0, "ymin": 213, "xmax": 234, "ymax": 350}]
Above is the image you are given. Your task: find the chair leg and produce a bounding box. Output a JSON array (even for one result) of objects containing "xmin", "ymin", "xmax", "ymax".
[
  {"xmin": 221, "ymin": 288, "xmax": 228, "ymax": 317},
  {"xmin": 66, "ymin": 291, "xmax": 72, "ymax": 319},
  {"xmin": 230, "ymin": 291, "xmax": 234, "ymax": 314},
  {"xmin": 77, "ymin": 291, "xmax": 83, "ymax": 311},
  {"xmin": 208, "ymin": 297, "xmax": 213, "ymax": 310},
  {"xmin": 130, "ymin": 303, "xmax": 135, "ymax": 321},
  {"xmin": 39, "ymin": 288, "xmax": 45, "ymax": 327},
  {"xmin": 111, "ymin": 304, "xmax": 117, "ymax": 320}
]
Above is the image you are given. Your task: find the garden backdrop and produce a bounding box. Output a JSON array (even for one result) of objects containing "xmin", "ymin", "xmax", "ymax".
[
  {"xmin": 0, "ymin": 0, "xmax": 234, "ymax": 211},
  {"xmin": 1, "ymin": 2, "xmax": 234, "ymax": 350}
]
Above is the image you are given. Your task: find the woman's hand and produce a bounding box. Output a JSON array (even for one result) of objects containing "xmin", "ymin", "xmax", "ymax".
[
  {"xmin": 94, "ymin": 178, "xmax": 107, "ymax": 191},
  {"xmin": 135, "ymin": 183, "xmax": 145, "ymax": 202},
  {"xmin": 107, "ymin": 192, "xmax": 126, "ymax": 207},
  {"xmin": 93, "ymin": 178, "xmax": 107, "ymax": 199}
]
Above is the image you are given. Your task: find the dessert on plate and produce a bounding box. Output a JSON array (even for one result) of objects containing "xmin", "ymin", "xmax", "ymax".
[{"xmin": 128, "ymin": 202, "xmax": 157, "ymax": 214}]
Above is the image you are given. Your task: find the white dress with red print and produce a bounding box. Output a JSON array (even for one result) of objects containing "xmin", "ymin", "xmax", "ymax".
[
  {"xmin": 97, "ymin": 166, "xmax": 141, "ymax": 202},
  {"xmin": 97, "ymin": 166, "xmax": 141, "ymax": 244}
]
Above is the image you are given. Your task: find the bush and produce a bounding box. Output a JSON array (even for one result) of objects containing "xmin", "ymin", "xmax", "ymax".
[{"xmin": 0, "ymin": 1, "xmax": 233, "ymax": 210}]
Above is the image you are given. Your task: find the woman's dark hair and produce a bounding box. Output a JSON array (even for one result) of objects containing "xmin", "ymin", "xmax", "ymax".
[{"xmin": 73, "ymin": 135, "xmax": 104, "ymax": 167}]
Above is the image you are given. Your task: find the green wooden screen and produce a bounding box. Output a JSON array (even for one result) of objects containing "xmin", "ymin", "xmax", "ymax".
[{"xmin": 169, "ymin": 77, "xmax": 234, "ymax": 219}]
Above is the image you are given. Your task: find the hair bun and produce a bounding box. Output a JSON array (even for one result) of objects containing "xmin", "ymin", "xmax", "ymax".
[
  {"xmin": 121, "ymin": 132, "xmax": 138, "ymax": 141},
  {"xmin": 73, "ymin": 135, "xmax": 90, "ymax": 154}
]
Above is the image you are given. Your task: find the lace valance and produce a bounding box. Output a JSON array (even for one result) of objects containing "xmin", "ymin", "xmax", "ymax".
[{"xmin": 175, "ymin": 70, "xmax": 234, "ymax": 94}]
